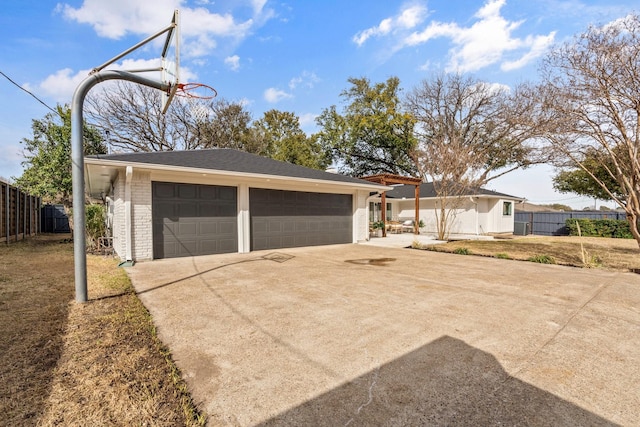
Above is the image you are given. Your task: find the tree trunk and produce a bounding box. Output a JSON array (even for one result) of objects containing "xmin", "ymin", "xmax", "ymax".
[{"xmin": 625, "ymin": 210, "xmax": 640, "ymax": 250}]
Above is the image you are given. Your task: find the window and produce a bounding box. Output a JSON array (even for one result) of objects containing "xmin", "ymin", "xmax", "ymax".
[{"xmin": 503, "ymin": 201, "xmax": 512, "ymax": 216}]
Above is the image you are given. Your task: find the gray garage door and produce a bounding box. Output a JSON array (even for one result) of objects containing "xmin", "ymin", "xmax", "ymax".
[
  {"xmin": 152, "ymin": 182, "xmax": 237, "ymax": 259},
  {"xmin": 250, "ymin": 188, "xmax": 352, "ymax": 251}
]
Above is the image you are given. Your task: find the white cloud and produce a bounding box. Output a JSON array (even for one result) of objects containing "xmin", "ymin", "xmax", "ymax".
[
  {"xmin": 224, "ymin": 55, "xmax": 241, "ymax": 71},
  {"xmin": 288, "ymin": 71, "xmax": 320, "ymax": 90},
  {"xmin": 501, "ymin": 32, "xmax": 556, "ymax": 71},
  {"xmin": 264, "ymin": 87, "xmax": 292, "ymax": 103},
  {"xmin": 33, "ymin": 58, "xmax": 197, "ymax": 104},
  {"xmin": 298, "ymin": 112, "xmax": 318, "ymax": 131},
  {"xmin": 35, "ymin": 68, "xmax": 90, "ymax": 103},
  {"xmin": 363, "ymin": 0, "xmax": 555, "ymax": 73},
  {"xmin": 353, "ymin": 3, "xmax": 428, "ymax": 46},
  {"xmin": 58, "ymin": 0, "xmax": 275, "ymax": 60}
]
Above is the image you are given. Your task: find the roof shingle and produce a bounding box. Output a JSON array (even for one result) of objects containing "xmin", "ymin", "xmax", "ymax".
[{"xmin": 89, "ymin": 149, "xmax": 375, "ymax": 186}]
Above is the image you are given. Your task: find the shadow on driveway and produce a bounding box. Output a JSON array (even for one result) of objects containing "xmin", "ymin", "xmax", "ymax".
[{"xmin": 259, "ymin": 335, "xmax": 615, "ymax": 426}]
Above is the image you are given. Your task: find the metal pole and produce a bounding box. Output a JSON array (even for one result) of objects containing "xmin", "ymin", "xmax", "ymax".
[{"xmin": 72, "ymin": 70, "xmax": 167, "ymax": 303}]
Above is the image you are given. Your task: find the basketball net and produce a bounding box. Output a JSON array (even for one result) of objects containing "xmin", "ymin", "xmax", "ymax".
[{"xmin": 173, "ymin": 82, "xmax": 218, "ymax": 123}]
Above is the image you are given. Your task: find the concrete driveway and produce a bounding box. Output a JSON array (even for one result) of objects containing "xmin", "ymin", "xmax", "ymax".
[{"xmin": 127, "ymin": 244, "xmax": 640, "ymax": 426}]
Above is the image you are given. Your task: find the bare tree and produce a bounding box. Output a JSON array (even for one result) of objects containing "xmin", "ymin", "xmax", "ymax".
[
  {"xmin": 533, "ymin": 14, "xmax": 640, "ymax": 248},
  {"xmin": 86, "ymin": 82, "xmax": 258, "ymax": 153},
  {"xmin": 405, "ymin": 73, "xmax": 543, "ymax": 239}
]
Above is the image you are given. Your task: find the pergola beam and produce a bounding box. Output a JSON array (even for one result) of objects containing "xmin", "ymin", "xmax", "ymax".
[{"xmin": 361, "ymin": 174, "xmax": 422, "ymax": 236}]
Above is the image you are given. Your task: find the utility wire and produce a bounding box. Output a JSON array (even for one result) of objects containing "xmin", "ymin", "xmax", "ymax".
[{"xmin": 0, "ymin": 69, "xmax": 58, "ymax": 115}]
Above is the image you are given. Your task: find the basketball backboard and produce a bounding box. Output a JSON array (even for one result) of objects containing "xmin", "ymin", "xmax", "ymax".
[{"xmin": 161, "ymin": 9, "xmax": 180, "ymax": 114}]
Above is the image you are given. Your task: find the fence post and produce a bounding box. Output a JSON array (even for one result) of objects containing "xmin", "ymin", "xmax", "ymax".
[
  {"xmin": 15, "ymin": 187, "xmax": 19, "ymax": 242},
  {"xmin": 23, "ymin": 191, "xmax": 27, "ymax": 240},
  {"xmin": 4, "ymin": 183, "xmax": 8, "ymax": 244}
]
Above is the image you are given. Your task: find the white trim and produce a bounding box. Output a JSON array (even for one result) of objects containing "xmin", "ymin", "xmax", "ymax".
[
  {"xmin": 237, "ymin": 183, "xmax": 250, "ymax": 253},
  {"xmin": 84, "ymin": 158, "xmax": 389, "ymax": 193},
  {"xmin": 124, "ymin": 166, "xmax": 133, "ymax": 261}
]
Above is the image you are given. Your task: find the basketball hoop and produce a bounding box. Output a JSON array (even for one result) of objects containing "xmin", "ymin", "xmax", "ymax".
[{"xmin": 171, "ymin": 82, "xmax": 218, "ymax": 122}]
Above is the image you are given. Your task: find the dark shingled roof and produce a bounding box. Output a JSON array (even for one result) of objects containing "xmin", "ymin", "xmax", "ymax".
[
  {"xmin": 383, "ymin": 182, "xmax": 523, "ymax": 200},
  {"xmin": 88, "ymin": 149, "xmax": 379, "ymax": 186}
]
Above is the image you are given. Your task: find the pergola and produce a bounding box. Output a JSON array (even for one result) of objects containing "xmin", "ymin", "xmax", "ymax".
[{"xmin": 361, "ymin": 174, "xmax": 423, "ymax": 237}]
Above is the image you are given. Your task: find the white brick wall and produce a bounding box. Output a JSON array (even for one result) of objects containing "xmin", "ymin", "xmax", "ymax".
[
  {"xmin": 131, "ymin": 171, "xmax": 152, "ymax": 260},
  {"xmin": 110, "ymin": 169, "xmax": 153, "ymax": 261}
]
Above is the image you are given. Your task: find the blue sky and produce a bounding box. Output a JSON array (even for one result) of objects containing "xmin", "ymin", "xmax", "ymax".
[{"xmin": 0, "ymin": 0, "xmax": 637, "ymax": 208}]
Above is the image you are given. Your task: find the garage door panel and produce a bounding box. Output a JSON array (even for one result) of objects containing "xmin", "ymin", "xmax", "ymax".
[
  {"xmin": 177, "ymin": 203, "xmax": 197, "ymax": 217},
  {"xmin": 250, "ymin": 189, "xmax": 352, "ymax": 251},
  {"xmin": 153, "ymin": 182, "xmax": 238, "ymax": 259},
  {"xmin": 178, "ymin": 184, "xmax": 197, "ymax": 199}
]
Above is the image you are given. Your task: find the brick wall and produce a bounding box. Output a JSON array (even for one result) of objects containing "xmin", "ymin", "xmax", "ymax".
[
  {"xmin": 111, "ymin": 170, "xmax": 153, "ymax": 261},
  {"xmin": 131, "ymin": 171, "xmax": 152, "ymax": 260}
]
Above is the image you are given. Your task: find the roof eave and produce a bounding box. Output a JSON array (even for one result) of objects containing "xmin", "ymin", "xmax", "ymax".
[{"xmin": 84, "ymin": 157, "xmax": 391, "ymax": 193}]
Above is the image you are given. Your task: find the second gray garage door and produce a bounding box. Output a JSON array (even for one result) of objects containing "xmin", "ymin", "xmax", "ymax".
[
  {"xmin": 250, "ymin": 188, "xmax": 352, "ymax": 251},
  {"xmin": 152, "ymin": 182, "xmax": 237, "ymax": 259}
]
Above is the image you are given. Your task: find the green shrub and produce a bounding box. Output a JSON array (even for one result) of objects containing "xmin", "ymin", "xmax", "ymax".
[
  {"xmin": 85, "ymin": 204, "xmax": 107, "ymax": 250},
  {"xmin": 528, "ymin": 254, "xmax": 555, "ymax": 264},
  {"xmin": 566, "ymin": 218, "xmax": 632, "ymax": 239},
  {"xmin": 495, "ymin": 253, "xmax": 511, "ymax": 259},
  {"xmin": 453, "ymin": 247, "xmax": 471, "ymax": 255}
]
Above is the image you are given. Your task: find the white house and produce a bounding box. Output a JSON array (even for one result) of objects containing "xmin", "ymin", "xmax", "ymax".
[
  {"xmin": 368, "ymin": 182, "xmax": 524, "ymax": 235},
  {"xmin": 84, "ymin": 149, "xmax": 388, "ymax": 261}
]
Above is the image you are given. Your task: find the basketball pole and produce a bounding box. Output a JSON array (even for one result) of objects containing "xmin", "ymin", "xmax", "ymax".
[{"xmin": 71, "ymin": 70, "xmax": 169, "ymax": 303}]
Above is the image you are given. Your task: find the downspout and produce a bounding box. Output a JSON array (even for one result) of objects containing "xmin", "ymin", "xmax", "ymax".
[
  {"xmin": 470, "ymin": 196, "xmax": 479, "ymax": 236},
  {"xmin": 124, "ymin": 166, "xmax": 133, "ymax": 262}
]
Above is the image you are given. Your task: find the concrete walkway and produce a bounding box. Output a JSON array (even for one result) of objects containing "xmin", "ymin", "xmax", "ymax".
[{"xmin": 126, "ymin": 244, "xmax": 640, "ymax": 426}]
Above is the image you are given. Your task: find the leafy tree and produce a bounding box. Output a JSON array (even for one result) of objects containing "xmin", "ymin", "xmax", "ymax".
[
  {"xmin": 553, "ymin": 148, "xmax": 624, "ymax": 201},
  {"xmin": 532, "ymin": 14, "xmax": 640, "ymax": 248},
  {"xmin": 405, "ymin": 73, "xmax": 543, "ymax": 239},
  {"xmin": 252, "ymin": 110, "xmax": 329, "ymax": 169},
  {"xmin": 315, "ymin": 76, "xmax": 417, "ymax": 176},
  {"xmin": 14, "ymin": 105, "xmax": 106, "ymax": 214},
  {"xmin": 199, "ymin": 98, "xmax": 266, "ymax": 154}
]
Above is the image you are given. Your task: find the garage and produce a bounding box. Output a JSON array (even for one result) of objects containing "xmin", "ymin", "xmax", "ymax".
[
  {"xmin": 152, "ymin": 182, "xmax": 238, "ymax": 259},
  {"xmin": 85, "ymin": 149, "xmax": 387, "ymax": 261},
  {"xmin": 250, "ymin": 188, "xmax": 352, "ymax": 251}
]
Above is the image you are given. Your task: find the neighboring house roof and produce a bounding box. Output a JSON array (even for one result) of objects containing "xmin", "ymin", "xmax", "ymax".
[
  {"xmin": 381, "ymin": 182, "xmax": 524, "ymax": 200},
  {"xmin": 84, "ymin": 149, "xmax": 389, "ymax": 197}
]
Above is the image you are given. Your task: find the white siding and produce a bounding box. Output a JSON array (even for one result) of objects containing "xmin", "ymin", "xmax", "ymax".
[
  {"xmin": 395, "ymin": 197, "xmax": 516, "ymax": 235},
  {"xmin": 354, "ymin": 190, "xmax": 369, "ymax": 242}
]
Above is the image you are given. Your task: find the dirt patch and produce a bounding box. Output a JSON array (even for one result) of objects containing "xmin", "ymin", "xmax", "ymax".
[
  {"xmin": 0, "ymin": 235, "xmax": 204, "ymax": 426},
  {"xmin": 420, "ymin": 235, "xmax": 640, "ymax": 270}
]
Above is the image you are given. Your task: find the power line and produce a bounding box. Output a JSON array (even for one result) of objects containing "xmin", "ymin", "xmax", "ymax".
[{"xmin": 0, "ymin": 69, "xmax": 58, "ymax": 114}]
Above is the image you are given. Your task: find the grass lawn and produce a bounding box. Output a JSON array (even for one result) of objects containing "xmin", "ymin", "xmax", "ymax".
[
  {"xmin": 418, "ymin": 235, "xmax": 640, "ymax": 271},
  {"xmin": 0, "ymin": 234, "xmax": 205, "ymax": 426}
]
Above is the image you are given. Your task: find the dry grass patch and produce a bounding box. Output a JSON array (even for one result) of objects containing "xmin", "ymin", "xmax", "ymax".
[
  {"xmin": 0, "ymin": 235, "xmax": 205, "ymax": 426},
  {"xmin": 421, "ymin": 235, "xmax": 640, "ymax": 271}
]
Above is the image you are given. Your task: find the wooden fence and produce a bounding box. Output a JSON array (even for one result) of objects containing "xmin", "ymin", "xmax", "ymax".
[{"xmin": 0, "ymin": 180, "xmax": 41, "ymax": 243}]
